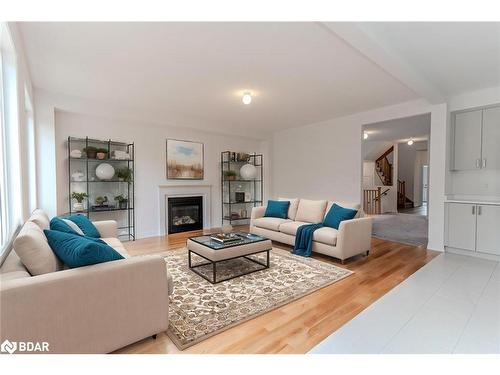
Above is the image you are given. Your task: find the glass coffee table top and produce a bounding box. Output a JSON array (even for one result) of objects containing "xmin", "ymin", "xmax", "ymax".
[{"xmin": 189, "ymin": 232, "xmax": 268, "ymax": 250}]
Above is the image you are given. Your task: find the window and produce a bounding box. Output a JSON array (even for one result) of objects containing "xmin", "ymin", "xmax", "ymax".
[
  {"xmin": 25, "ymin": 87, "xmax": 37, "ymax": 212},
  {"xmin": 0, "ymin": 23, "xmax": 22, "ymax": 252}
]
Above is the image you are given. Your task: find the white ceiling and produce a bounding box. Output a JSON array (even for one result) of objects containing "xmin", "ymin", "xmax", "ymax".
[
  {"xmin": 18, "ymin": 22, "xmax": 500, "ymax": 138},
  {"xmin": 19, "ymin": 22, "xmax": 418, "ymax": 138},
  {"xmin": 363, "ymin": 113, "xmax": 431, "ymax": 143},
  {"xmin": 358, "ymin": 22, "xmax": 500, "ymax": 97}
]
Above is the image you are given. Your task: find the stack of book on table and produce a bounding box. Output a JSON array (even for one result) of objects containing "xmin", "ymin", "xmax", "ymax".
[{"xmin": 210, "ymin": 233, "xmax": 242, "ymax": 244}]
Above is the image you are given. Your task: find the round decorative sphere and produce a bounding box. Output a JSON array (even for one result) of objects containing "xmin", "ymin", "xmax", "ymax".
[
  {"xmin": 240, "ymin": 163, "xmax": 257, "ymax": 180},
  {"xmin": 95, "ymin": 163, "xmax": 115, "ymax": 180}
]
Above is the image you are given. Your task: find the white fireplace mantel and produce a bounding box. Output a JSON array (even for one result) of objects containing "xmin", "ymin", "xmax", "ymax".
[{"xmin": 158, "ymin": 184, "xmax": 212, "ymax": 235}]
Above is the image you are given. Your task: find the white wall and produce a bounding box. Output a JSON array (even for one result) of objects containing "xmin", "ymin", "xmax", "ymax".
[{"xmin": 53, "ymin": 111, "xmax": 266, "ymax": 239}]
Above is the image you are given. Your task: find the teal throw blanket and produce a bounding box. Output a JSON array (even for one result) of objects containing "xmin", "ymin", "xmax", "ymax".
[{"xmin": 292, "ymin": 223, "xmax": 323, "ymax": 257}]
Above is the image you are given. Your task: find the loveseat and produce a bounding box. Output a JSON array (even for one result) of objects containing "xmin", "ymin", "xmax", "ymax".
[
  {"xmin": 250, "ymin": 198, "xmax": 373, "ymax": 262},
  {"xmin": 0, "ymin": 209, "xmax": 172, "ymax": 354}
]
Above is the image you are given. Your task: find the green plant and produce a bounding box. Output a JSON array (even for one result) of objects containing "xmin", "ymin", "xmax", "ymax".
[
  {"xmin": 71, "ymin": 192, "xmax": 88, "ymax": 203},
  {"xmin": 117, "ymin": 167, "xmax": 133, "ymax": 183},
  {"xmin": 83, "ymin": 146, "xmax": 98, "ymax": 159},
  {"xmin": 224, "ymin": 170, "xmax": 237, "ymax": 177},
  {"xmin": 96, "ymin": 148, "xmax": 108, "ymax": 153},
  {"xmin": 95, "ymin": 196, "xmax": 108, "ymax": 205},
  {"xmin": 114, "ymin": 194, "xmax": 128, "ymax": 203}
]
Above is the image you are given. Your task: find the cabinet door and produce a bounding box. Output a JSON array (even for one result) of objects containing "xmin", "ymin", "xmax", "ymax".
[
  {"xmin": 476, "ymin": 205, "xmax": 500, "ymax": 255},
  {"xmin": 446, "ymin": 203, "xmax": 477, "ymax": 251},
  {"xmin": 481, "ymin": 106, "xmax": 500, "ymax": 170},
  {"xmin": 452, "ymin": 110, "xmax": 482, "ymax": 170}
]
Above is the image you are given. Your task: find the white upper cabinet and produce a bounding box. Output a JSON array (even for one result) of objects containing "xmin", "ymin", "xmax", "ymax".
[
  {"xmin": 451, "ymin": 105, "xmax": 500, "ymax": 171},
  {"xmin": 481, "ymin": 106, "xmax": 500, "ymax": 170},
  {"xmin": 452, "ymin": 110, "xmax": 482, "ymax": 170}
]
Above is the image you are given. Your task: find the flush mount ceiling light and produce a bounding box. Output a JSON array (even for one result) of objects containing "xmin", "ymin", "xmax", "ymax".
[
  {"xmin": 242, "ymin": 92, "xmax": 252, "ymax": 105},
  {"xmin": 363, "ymin": 132, "xmax": 369, "ymax": 140},
  {"xmin": 407, "ymin": 138, "xmax": 414, "ymax": 146}
]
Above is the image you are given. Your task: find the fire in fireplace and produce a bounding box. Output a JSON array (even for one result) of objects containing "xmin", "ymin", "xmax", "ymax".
[{"xmin": 167, "ymin": 196, "xmax": 203, "ymax": 234}]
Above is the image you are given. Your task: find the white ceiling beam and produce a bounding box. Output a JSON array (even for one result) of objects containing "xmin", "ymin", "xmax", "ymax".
[{"xmin": 320, "ymin": 22, "xmax": 445, "ymax": 104}]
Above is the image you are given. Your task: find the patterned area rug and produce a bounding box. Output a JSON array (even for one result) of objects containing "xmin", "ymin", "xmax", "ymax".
[{"xmin": 164, "ymin": 247, "xmax": 353, "ymax": 350}]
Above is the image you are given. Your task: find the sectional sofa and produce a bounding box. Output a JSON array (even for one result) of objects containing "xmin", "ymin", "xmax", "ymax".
[
  {"xmin": 0, "ymin": 209, "xmax": 172, "ymax": 354},
  {"xmin": 250, "ymin": 198, "xmax": 373, "ymax": 262}
]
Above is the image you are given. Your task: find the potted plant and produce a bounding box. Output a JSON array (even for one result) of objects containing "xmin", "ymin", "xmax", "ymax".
[
  {"xmin": 117, "ymin": 167, "xmax": 133, "ymax": 183},
  {"xmin": 96, "ymin": 148, "xmax": 108, "ymax": 160},
  {"xmin": 83, "ymin": 146, "xmax": 98, "ymax": 159},
  {"xmin": 224, "ymin": 170, "xmax": 237, "ymax": 181},
  {"xmin": 71, "ymin": 192, "xmax": 88, "ymax": 212},
  {"xmin": 114, "ymin": 194, "xmax": 128, "ymax": 209}
]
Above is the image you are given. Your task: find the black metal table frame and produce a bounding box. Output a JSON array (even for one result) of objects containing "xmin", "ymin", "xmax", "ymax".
[{"xmin": 188, "ymin": 248, "xmax": 271, "ymax": 284}]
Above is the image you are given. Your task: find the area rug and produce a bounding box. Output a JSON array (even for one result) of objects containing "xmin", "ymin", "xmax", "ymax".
[
  {"xmin": 163, "ymin": 247, "xmax": 353, "ymax": 350},
  {"xmin": 372, "ymin": 213, "xmax": 428, "ymax": 246}
]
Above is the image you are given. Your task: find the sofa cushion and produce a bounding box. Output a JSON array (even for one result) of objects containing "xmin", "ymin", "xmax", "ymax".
[
  {"xmin": 278, "ymin": 221, "xmax": 310, "ymax": 236},
  {"xmin": 295, "ymin": 199, "xmax": 327, "ymax": 223},
  {"xmin": 278, "ymin": 197, "xmax": 300, "ymax": 220},
  {"xmin": 66, "ymin": 214, "xmax": 101, "ymax": 238},
  {"xmin": 28, "ymin": 209, "xmax": 50, "ymax": 230},
  {"xmin": 44, "ymin": 230, "xmax": 124, "ymax": 268},
  {"xmin": 101, "ymin": 238, "xmax": 130, "ymax": 258},
  {"xmin": 253, "ymin": 217, "xmax": 291, "ymax": 231},
  {"xmin": 323, "ymin": 203, "xmax": 358, "ymax": 229},
  {"xmin": 0, "ymin": 251, "xmax": 31, "ymax": 282},
  {"xmin": 14, "ymin": 221, "xmax": 63, "ymax": 275},
  {"xmin": 264, "ymin": 200, "xmax": 290, "ymax": 219},
  {"xmin": 313, "ymin": 227, "xmax": 338, "ymax": 246}
]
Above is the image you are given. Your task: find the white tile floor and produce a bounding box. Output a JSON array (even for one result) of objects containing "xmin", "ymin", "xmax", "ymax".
[{"xmin": 310, "ymin": 253, "xmax": 500, "ymax": 354}]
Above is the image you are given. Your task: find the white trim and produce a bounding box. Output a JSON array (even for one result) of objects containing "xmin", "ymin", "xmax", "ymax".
[{"xmin": 158, "ymin": 184, "xmax": 212, "ymax": 235}]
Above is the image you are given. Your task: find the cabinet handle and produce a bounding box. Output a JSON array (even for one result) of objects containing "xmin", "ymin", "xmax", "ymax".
[
  {"xmin": 478, "ymin": 206, "xmax": 482, "ymax": 215},
  {"xmin": 472, "ymin": 206, "xmax": 475, "ymax": 215},
  {"xmin": 476, "ymin": 159, "xmax": 481, "ymax": 168},
  {"xmin": 482, "ymin": 159, "xmax": 487, "ymax": 168}
]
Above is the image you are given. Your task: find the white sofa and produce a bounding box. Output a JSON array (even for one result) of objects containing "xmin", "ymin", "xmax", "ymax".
[
  {"xmin": 0, "ymin": 209, "xmax": 172, "ymax": 354},
  {"xmin": 250, "ymin": 198, "xmax": 373, "ymax": 263}
]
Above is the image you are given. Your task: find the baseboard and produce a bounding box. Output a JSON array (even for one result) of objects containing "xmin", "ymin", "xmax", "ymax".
[{"xmin": 445, "ymin": 246, "xmax": 500, "ymax": 262}]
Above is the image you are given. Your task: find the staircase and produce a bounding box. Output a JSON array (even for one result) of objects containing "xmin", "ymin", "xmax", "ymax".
[
  {"xmin": 375, "ymin": 146, "xmax": 393, "ymax": 186},
  {"xmin": 397, "ymin": 179, "xmax": 414, "ymax": 209}
]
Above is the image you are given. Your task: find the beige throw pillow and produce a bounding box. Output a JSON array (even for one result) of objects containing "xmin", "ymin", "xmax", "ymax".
[
  {"xmin": 14, "ymin": 221, "xmax": 63, "ymax": 276},
  {"xmin": 278, "ymin": 197, "xmax": 300, "ymax": 220},
  {"xmin": 295, "ymin": 199, "xmax": 327, "ymax": 223},
  {"xmin": 29, "ymin": 209, "xmax": 50, "ymax": 230}
]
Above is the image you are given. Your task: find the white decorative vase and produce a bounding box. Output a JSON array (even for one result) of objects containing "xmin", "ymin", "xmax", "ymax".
[
  {"xmin": 95, "ymin": 163, "xmax": 115, "ymax": 180},
  {"xmin": 239, "ymin": 163, "xmax": 257, "ymax": 180},
  {"xmin": 73, "ymin": 202, "xmax": 84, "ymax": 212}
]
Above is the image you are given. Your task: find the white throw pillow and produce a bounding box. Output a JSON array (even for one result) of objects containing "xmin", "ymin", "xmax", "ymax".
[
  {"xmin": 278, "ymin": 197, "xmax": 300, "ymax": 220},
  {"xmin": 295, "ymin": 199, "xmax": 327, "ymax": 223},
  {"xmin": 14, "ymin": 221, "xmax": 63, "ymax": 276},
  {"xmin": 62, "ymin": 219, "xmax": 85, "ymax": 235},
  {"xmin": 29, "ymin": 209, "xmax": 50, "ymax": 230}
]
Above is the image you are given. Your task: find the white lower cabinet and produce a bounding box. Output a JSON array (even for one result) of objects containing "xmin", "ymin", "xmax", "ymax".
[
  {"xmin": 446, "ymin": 202, "xmax": 500, "ymax": 257},
  {"xmin": 446, "ymin": 203, "xmax": 477, "ymax": 251},
  {"xmin": 476, "ymin": 205, "xmax": 500, "ymax": 256}
]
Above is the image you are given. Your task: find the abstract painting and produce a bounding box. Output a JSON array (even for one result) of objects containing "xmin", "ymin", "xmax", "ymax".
[{"xmin": 166, "ymin": 139, "xmax": 204, "ymax": 179}]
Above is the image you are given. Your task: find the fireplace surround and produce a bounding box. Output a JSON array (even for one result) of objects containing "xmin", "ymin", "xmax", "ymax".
[{"xmin": 167, "ymin": 196, "xmax": 203, "ymax": 234}]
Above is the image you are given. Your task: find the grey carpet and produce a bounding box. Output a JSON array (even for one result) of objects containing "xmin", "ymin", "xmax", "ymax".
[{"xmin": 372, "ymin": 213, "xmax": 428, "ymax": 247}]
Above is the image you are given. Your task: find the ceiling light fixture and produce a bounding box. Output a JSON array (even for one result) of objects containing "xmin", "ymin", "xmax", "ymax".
[
  {"xmin": 407, "ymin": 138, "xmax": 414, "ymax": 146},
  {"xmin": 242, "ymin": 92, "xmax": 252, "ymax": 105},
  {"xmin": 363, "ymin": 132, "xmax": 368, "ymax": 140}
]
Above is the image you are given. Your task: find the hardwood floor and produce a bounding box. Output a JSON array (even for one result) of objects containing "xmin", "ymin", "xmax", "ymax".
[{"xmin": 117, "ymin": 226, "xmax": 439, "ymax": 354}]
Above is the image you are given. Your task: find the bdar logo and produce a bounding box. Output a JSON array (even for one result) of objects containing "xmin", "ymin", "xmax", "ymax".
[{"xmin": 1, "ymin": 340, "xmax": 17, "ymax": 354}]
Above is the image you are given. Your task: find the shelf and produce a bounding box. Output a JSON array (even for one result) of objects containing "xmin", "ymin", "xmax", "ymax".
[
  {"xmin": 223, "ymin": 179, "xmax": 262, "ymax": 182},
  {"xmin": 223, "ymin": 201, "xmax": 262, "ymax": 204},
  {"xmin": 69, "ymin": 158, "xmax": 133, "ymax": 162},
  {"xmin": 88, "ymin": 207, "xmax": 134, "ymax": 213},
  {"xmin": 223, "ymin": 216, "xmax": 252, "ymax": 221},
  {"xmin": 68, "ymin": 137, "xmax": 131, "ymax": 147},
  {"xmin": 71, "ymin": 180, "xmax": 131, "ymax": 183}
]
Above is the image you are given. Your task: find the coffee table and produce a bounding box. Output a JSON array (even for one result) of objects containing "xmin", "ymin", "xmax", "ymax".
[{"xmin": 186, "ymin": 232, "xmax": 272, "ymax": 284}]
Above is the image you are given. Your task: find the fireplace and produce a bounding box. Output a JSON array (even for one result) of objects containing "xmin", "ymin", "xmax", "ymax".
[{"xmin": 167, "ymin": 196, "xmax": 203, "ymax": 234}]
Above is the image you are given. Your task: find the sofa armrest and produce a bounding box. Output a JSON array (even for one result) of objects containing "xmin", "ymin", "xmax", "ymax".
[
  {"xmin": 250, "ymin": 206, "xmax": 266, "ymax": 227},
  {"xmin": 0, "ymin": 256, "xmax": 169, "ymax": 353},
  {"xmin": 93, "ymin": 220, "xmax": 118, "ymax": 238},
  {"xmin": 336, "ymin": 217, "xmax": 373, "ymax": 260}
]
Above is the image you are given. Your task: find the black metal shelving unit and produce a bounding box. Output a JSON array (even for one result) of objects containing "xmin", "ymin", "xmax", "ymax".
[
  {"xmin": 67, "ymin": 136, "xmax": 135, "ymax": 241},
  {"xmin": 221, "ymin": 151, "xmax": 263, "ymax": 226}
]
